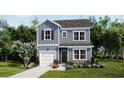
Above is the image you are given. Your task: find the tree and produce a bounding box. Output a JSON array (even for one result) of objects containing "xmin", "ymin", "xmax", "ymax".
[
  {"xmin": 31, "ymin": 17, "xmax": 39, "ymax": 29},
  {"xmin": 0, "ymin": 19, "xmax": 9, "ymax": 32},
  {"xmin": 13, "ymin": 25, "xmax": 36, "ymax": 42},
  {"xmin": 12, "ymin": 41, "xmax": 36, "ymax": 67},
  {"xmin": 103, "ymin": 29, "xmax": 121, "ymax": 59},
  {"xmin": 0, "ymin": 30, "xmax": 12, "ymax": 61}
]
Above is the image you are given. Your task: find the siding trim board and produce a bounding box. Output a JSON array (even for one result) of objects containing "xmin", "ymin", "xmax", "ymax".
[
  {"xmin": 59, "ymin": 46, "xmax": 94, "ymax": 48},
  {"xmin": 37, "ymin": 19, "xmax": 62, "ymax": 28},
  {"xmin": 62, "ymin": 27, "xmax": 92, "ymax": 30},
  {"xmin": 37, "ymin": 44, "xmax": 59, "ymax": 46}
]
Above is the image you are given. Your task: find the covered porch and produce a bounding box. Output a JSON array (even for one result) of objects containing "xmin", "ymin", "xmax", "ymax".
[{"xmin": 59, "ymin": 45, "xmax": 93, "ymax": 64}]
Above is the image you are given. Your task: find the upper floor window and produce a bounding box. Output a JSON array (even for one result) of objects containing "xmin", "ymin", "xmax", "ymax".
[
  {"xmin": 62, "ymin": 31, "xmax": 67, "ymax": 38},
  {"xmin": 44, "ymin": 29, "xmax": 51, "ymax": 40},
  {"xmin": 73, "ymin": 31, "xmax": 86, "ymax": 41}
]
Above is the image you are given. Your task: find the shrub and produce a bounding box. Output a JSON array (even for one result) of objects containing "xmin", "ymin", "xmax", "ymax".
[
  {"xmin": 66, "ymin": 65, "xmax": 73, "ymax": 70},
  {"xmin": 91, "ymin": 57, "xmax": 100, "ymax": 64},
  {"xmin": 100, "ymin": 64, "xmax": 106, "ymax": 68},
  {"xmin": 66, "ymin": 61, "xmax": 73, "ymax": 65},
  {"xmin": 73, "ymin": 64, "xmax": 78, "ymax": 69},
  {"xmin": 35, "ymin": 56, "xmax": 39, "ymax": 65},
  {"xmin": 86, "ymin": 64, "xmax": 92, "ymax": 68},
  {"xmin": 54, "ymin": 59, "xmax": 59, "ymax": 64}
]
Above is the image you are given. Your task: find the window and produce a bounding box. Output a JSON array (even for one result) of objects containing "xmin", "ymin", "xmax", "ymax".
[
  {"xmin": 44, "ymin": 29, "xmax": 51, "ymax": 40},
  {"xmin": 73, "ymin": 49, "xmax": 86, "ymax": 60},
  {"xmin": 74, "ymin": 50, "xmax": 79, "ymax": 59},
  {"xmin": 80, "ymin": 50, "xmax": 86, "ymax": 59},
  {"xmin": 62, "ymin": 31, "xmax": 67, "ymax": 38},
  {"xmin": 73, "ymin": 31, "xmax": 85, "ymax": 41},
  {"xmin": 74, "ymin": 32, "xmax": 78, "ymax": 40}
]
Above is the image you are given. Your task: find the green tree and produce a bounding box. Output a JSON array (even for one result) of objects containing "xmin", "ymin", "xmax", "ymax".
[
  {"xmin": 13, "ymin": 25, "xmax": 36, "ymax": 42},
  {"xmin": 12, "ymin": 41, "xmax": 36, "ymax": 67},
  {"xmin": 0, "ymin": 30, "xmax": 12, "ymax": 61},
  {"xmin": 31, "ymin": 17, "xmax": 39, "ymax": 29}
]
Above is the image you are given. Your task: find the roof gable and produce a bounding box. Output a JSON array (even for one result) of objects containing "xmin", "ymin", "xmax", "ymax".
[{"xmin": 37, "ymin": 19, "xmax": 61, "ymax": 28}]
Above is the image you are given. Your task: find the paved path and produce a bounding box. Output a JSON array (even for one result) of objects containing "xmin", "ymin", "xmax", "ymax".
[{"xmin": 10, "ymin": 64, "xmax": 51, "ymax": 78}]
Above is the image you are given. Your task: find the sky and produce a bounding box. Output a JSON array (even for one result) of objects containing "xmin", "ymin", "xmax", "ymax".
[{"xmin": 0, "ymin": 15, "xmax": 124, "ymax": 27}]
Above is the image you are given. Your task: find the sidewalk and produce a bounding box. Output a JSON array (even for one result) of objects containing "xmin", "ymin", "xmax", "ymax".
[{"xmin": 10, "ymin": 64, "xmax": 51, "ymax": 78}]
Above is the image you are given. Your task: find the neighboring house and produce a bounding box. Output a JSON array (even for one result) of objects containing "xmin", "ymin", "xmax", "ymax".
[{"xmin": 37, "ymin": 19, "xmax": 94, "ymax": 65}]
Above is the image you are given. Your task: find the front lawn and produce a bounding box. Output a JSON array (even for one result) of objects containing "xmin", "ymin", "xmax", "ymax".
[
  {"xmin": 40, "ymin": 59, "xmax": 124, "ymax": 78},
  {"xmin": 0, "ymin": 60, "xmax": 26, "ymax": 77}
]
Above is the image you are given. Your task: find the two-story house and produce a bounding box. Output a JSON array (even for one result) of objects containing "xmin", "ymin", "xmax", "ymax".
[{"xmin": 37, "ymin": 19, "xmax": 94, "ymax": 66}]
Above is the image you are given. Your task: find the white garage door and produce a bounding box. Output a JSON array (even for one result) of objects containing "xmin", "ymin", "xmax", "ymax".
[{"xmin": 39, "ymin": 51, "xmax": 56, "ymax": 65}]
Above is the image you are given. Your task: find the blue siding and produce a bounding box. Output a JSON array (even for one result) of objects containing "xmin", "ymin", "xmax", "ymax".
[
  {"xmin": 37, "ymin": 20, "xmax": 59, "ymax": 44},
  {"xmin": 60, "ymin": 29, "xmax": 90, "ymax": 44}
]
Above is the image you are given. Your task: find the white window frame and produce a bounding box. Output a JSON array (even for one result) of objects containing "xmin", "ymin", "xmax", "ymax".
[
  {"xmin": 73, "ymin": 31, "xmax": 86, "ymax": 41},
  {"xmin": 62, "ymin": 31, "xmax": 67, "ymax": 38},
  {"xmin": 44, "ymin": 29, "xmax": 52, "ymax": 40},
  {"xmin": 73, "ymin": 49, "xmax": 87, "ymax": 60}
]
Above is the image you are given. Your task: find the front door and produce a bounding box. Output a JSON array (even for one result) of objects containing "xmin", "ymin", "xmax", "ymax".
[{"xmin": 62, "ymin": 50, "xmax": 67, "ymax": 63}]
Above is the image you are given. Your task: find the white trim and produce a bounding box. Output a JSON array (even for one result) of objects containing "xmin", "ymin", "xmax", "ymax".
[
  {"xmin": 37, "ymin": 44, "xmax": 59, "ymax": 46},
  {"xmin": 59, "ymin": 46, "xmax": 94, "ymax": 48},
  {"xmin": 61, "ymin": 51, "xmax": 62, "ymax": 64},
  {"xmin": 44, "ymin": 29, "xmax": 52, "ymax": 40},
  {"xmin": 73, "ymin": 49, "xmax": 87, "ymax": 60},
  {"xmin": 58, "ymin": 27, "xmax": 60, "ymax": 61},
  {"xmin": 73, "ymin": 31, "xmax": 86, "ymax": 41},
  {"xmin": 62, "ymin": 27, "xmax": 92, "ymax": 30},
  {"xmin": 67, "ymin": 48, "xmax": 69, "ymax": 61},
  {"xmin": 36, "ymin": 19, "xmax": 62, "ymax": 28},
  {"xmin": 36, "ymin": 27, "xmax": 38, "ymax": 45},
  {"xmin": 89, "ymin": 29, "xmax": 90, "ymax": 42},
  {"xmin": 62, "ymin": 31, "xmax": 67, "ymax": 38}
]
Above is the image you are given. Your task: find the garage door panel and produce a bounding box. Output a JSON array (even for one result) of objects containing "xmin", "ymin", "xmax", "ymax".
[{"xmin": 39, "ymin": 51, "xmax": 56, "ymax": 65}]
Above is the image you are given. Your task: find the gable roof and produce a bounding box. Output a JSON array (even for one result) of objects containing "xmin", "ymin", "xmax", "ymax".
[
  {"xmin": 36, "ymin": 19, "xmax": 62, "ymax": 28},
  {"xmin": 54, "ymin": 19, "xmax": 92, "ymax": 28}
]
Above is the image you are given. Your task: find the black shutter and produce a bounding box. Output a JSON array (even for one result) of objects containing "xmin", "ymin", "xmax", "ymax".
[
  {"xmin": 51, "ymin": 30, "xmax": 54, "ymax": 40},
  {"xmin": 41, "ymin": 30, "xmax": 44, "ymax": 40}
]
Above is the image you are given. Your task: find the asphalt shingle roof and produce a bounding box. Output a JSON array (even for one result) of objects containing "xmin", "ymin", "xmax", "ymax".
[
  {"xmin": 55, "ymin": 19, "xmax": 92, "ymax": 28},
  {"xmin": 60, "ymin": 42, "xmax": 93, "ymax": 46}
]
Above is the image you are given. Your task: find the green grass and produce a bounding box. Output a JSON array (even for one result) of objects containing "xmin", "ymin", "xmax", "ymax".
[
  {"xmin": 40, "ymin": 59, "xmax": 124, "ymax": 78},
  {"xmin": 0, "ymin": 60, "xmax": 26, "ymax": 77}
]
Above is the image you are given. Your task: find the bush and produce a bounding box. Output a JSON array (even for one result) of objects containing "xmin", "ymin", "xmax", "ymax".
[
  {"xmin": 86, "ymin": 64, "xmax": 92, "ymax": 68},
  {"xmin": 73, "ymin": 64, "xmax": 78, "ymax": 69},
  {"xmin": 35, "ymin": 56, "xmax": 39, "ymax": 65},
  {"xmin": 66, "ymin": 65, "xmax": 74, "ymax": 70},
  {"xmin": 66, "ymin": 61, "xmax": 73, "ymax": 65},
  {"xmin": 91, "ymin": 57, "xmax": 100, "ymax": 64},
  {"xmin": 54, "ymin": 59, "xmax": 59, "ymax": 64},
  {"xmin": 100, "ymin": 64, "xmax": 106, "ymax": 68}
]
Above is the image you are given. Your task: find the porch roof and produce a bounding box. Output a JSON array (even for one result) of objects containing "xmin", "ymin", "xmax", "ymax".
[{"xmin": 59, "ymin": 42, "xmax": 94, "ymax": 48}]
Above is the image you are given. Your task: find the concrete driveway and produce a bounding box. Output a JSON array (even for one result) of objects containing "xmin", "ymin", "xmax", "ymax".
[{"xmin": 10, "ymin": 64, "xmax": 51, "ymax": 78}]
